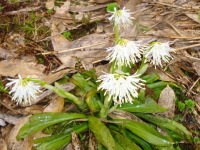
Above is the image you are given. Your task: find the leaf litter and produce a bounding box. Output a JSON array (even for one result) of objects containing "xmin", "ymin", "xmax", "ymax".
[{"xmin": 0, "ymin": 0, "xmax": 200, "ymax": 149}]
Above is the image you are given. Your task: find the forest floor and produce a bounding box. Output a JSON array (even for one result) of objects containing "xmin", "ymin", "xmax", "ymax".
[{"xmin": 0, "ymin": 0, "xmax": 200, "ymax": 149}]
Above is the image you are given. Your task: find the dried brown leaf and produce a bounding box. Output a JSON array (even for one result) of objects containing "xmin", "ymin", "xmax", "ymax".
[
  {"xmin": 6, "ymin": 116, "xmax": 33, "ymax": 150},
  {"xmin": 146, "ymin": 68, "xmax": 176, "ymax": 82},
  {"xmin": 193, "ymin": 62, "xmax": 200, "ymax": 76},
  {"xmin": 54, "ymin": 1, "xmax": 70, "ymax": 17},
  {"xmin": 54, "ymin": 33, "xmax": 111, "ymax": 68},
  {"xmin": 23, "ymin": 105, "xmax": 43, "ymax": 114},
  {"xmin": 0, "ymin": 47, "xmax": 15, "ymax": 59},
  {"xmin": 0, "ymin": 112, "xmax": 21, "ymax": 125},
  {"xmin": 157, "ymin": 0, "xmax": 176, "ymax": 3},
  {"xmin": 44, "ymin": 97, "xmax": 64, "ymax": 113},
  {"xmin": 46, "ymin": 0, "xmax": 54, "ymax": 10},
  {"xmin": 71, "ymin": 131, "xmax": 82, "ymax": 150},
  {"xmin": 157, "ymin": 85, "xmax": 176, "ymax": 119},
  {"xmin": 185, "ymin": 13, "xmax": 200, "ymax": 24},
  {"xmin": 69, "ymin": 4, "xmax": 107, "ymax": 12},
  {"xmin": 108, "ymin": 110, "xmax": 144, "ymax": 123},
  {"xmin": 88, "ymin": 132, "xmax": 97, "ymax": 150},
  {"xmin": 0, "ymin": 60, "xmax": 46, "ymax": 79},
  {"xmin": 0, "ymin": 138, "xmax": 7, "ymax": 150}
]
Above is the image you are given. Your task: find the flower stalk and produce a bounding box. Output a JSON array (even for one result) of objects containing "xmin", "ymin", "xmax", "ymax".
[{"xmin": 27, "ymin": 78, "xmax": 86, "ymax": 110}]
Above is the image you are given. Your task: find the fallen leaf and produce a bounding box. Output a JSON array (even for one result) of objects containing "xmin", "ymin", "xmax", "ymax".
[
  {"xmin": 69, "ymin": 4, "xmax": 107, "ymax": 12},
  {"xmin": 0, "ymin": 47, "xmax": 15, "ymax": 59},
  {"xmin": 0, "ymin": 112, "xmax": 21, "ymax": 125},
  {"xmin": 6, "ymin": 116, "xmax": 33, "ymax": 150},
  {"xmin": 0, "ymin": 119, "xmax": 6, "ymax": 127},
  {"xmin": 88, "ymin": 132, "xmax": 97, "ymax": 150},
  {"xmin": 0, "ymin": 138, "xmax": 7, "ymax": 150},
  {"xmin": 193, "ymin": 62, "xmax": 200, "ymax": 76},
  {"xmin": 7, "ymin": 7, "xmax": 41, "ymax": 15},
  {"xmin": 23, "ymin": 105, "xmax": 43, "ymax": 114},
  {"xmin": 0, "ymin": 60, "xmax": 46, "ymax": 79},
  {"xmin": 157, "ymin": 85, "xmax": 176, "ymax": 119},
  {"xmin": 55, "ymin": 33, "xmax": 111, "ymax": 68},
  {"xmin": 157, "ymin": 0, "xmax": 176, "ymax": 3},
  {"xmin": 185, "ymin": 13, "xmax": 200, "ymax": 24},
  {"xmin": 54, "ymin": 1, "xmax": 70, "ymax": 17},
  {"xmin": 46, "ymin": 0, "xmax": 54, "ymax": 10},
  {"xmin": 44, "ymin": 97, "xmax": 64, "ymax": 113},
  {"xmin": 108, "ymin": 110, "xmax": 144, "ymax": 123},
  {"xmin": 146, "ymin": 68, "xmax": 176, "ymax": 82},
  {"xmin": 71, "ymin": 131, "xmax": 82, "ymax": 150}
]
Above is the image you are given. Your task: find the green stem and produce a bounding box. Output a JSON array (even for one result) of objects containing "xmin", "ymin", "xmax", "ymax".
[
  {"xmin": 104, "ymin": 96, "xmax": 110, "ymax": 109},
  {"xmin": 114, "ymin": 22, "xmax": 119, "ymax": 43},
  {"xmin": 27, "ymin": 78, "xmax": 86, "ymax": 110}
]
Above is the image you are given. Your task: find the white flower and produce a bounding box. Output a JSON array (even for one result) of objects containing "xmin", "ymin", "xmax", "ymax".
[
  {"xmin": 6, "ymin": 74, "xmax": 41, "ymax": 105},
  {"xmin": 97, "ymin": 72, "xmax": 144, "ymax": 105},
  {"xmin": 108, "ymin": 7, "xmax": 133, "ymax": 29},
  {"xmin": 107, "ymin": 39, "xmax": 143, "ymax": 67},
  {"xmin": 144, "ymin": 42, "xmax": 174, "ymax": 68}
]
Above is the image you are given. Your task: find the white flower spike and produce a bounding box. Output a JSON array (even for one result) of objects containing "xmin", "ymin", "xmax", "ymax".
[
  {"xmin": 144, "ymin": 42, "xmax": 174, "ymax": 68},
  {"xmin": 108, "ymin": 7, "xmax": 133, "ymax": 29},
  {"xmin": 6, "ymin": 74, "xmax": 41, "ymax": 105},
  {"xmin": 107, "ymin": 39, "xmax": 143, "ymax": 67},
  {"xmin": 97, "ymin": 72, "xmax": 144, "ymax": 106}
]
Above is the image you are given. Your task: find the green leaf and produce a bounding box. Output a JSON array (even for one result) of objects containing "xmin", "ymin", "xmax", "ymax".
[
  {"xmin": 88, "ymin": 116, "xmax": 115, "ymax": 150},
  {"xmin": 185, "ymin": 99, "xmax": 195, "ymax": 109},
  {"xmin": 71, "ymin": 73, "xmax": 95, "ymax": 92},
  {"xmin": 117, "ymin": 98, "xmax": 167, "ymax": 113},
  {"xmin": 111, "ymin": 130, "xmax": 141, "ymax": 150},
  {"xmin": 155, "ymin": 145, "xmax": 175, "ymax": 150},
  {"xmin": 142, "ymin": 74, "xmax": 160, "ymax": 84},
  {"xmin": 178, "ymin": 101, "xmax": 185, "ymax": 112},
  {"xmin": 35, "ymin": 134, "xmax": 71, "ymax": 150},
  {"xmin": 194, "ymin": 137, "xmax": 200, "ymax": 143},
  {"xmin": 124, "ymin": 129, "xmax": 153, "ymax": 150},
  {"xmin": 134, "ymin": 113, "xmax": 192, "ymax": 143},
  {"xmin": 63, "ymin": 31, "xmax": 71, "ymax": 38},
  {"xmin": 106, "ymin": 3, "xmax": 118, "ymax": 12},
  {"xmin": 47, "ymin": 9, "xmax": 54, "ymax": 14},
  {"xmin": 86, "ymin": 91, "xmax": 101, "ymax": 111},
  {"xmin": 17, "ymin": 113, "xmax": 86, "ymax": 140},
  {"xmin": 21, "ymin": 27, "xmax": 35, "ymax": 31},
  {"xmin": 147, "ymin": 81, "xmax": 167, "ymax": 91},
  {"xmin": 33, "ymin": 123, "xmax": 88, "ymax": 150},
  {"xmin": 114, "ymin": 120, "xmax": 173, "ymax": 146}
]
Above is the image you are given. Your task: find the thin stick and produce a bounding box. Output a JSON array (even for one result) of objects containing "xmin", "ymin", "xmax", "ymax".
[
  {"xmin": 170, "ymin": 43, "xmax": 200, "ymax": 52},
  {"xmin": 187, "ymin": 77, "xmax": 200, "ymax": 95},
  {"xmin": 40, "ymin": 41, "xmax": 108, "ymax": 55}
]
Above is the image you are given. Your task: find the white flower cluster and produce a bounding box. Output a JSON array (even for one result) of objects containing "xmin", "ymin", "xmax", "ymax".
[
  {"xmin": 107, "ymin": 40, "xmax": 143, "ymax": 67},
  {"xmin": 108, "ymin": 7, "xmax": 174, "ymax": 68},
  {"xmin": 6, "ymin": 75, "xmax": 41, "ymax": 105},
  {"xmin": 108, "ymin": 7, "xmax": 133, "ymax": 29},
  {"xmin": 144, "ymin": 42, "xmax": 174, "ymax": 68},
  {"xmin": 96, "ymin": 8, "xmax": 175, "ymax": 105},
  {"xmin": 98, "ymin": 72, "xmax": 144, "ymax": 106}
]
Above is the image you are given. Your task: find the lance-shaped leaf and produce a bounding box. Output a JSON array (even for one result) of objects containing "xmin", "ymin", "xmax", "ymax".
[
  {"xmin": 17, "ymin": 112, "xmax": 86, "ymax": 140},
  {"xmin": 71, "ymin": 73, "xmax": 95, "ymax": 92},
  {"xmin": 111, "ymin": 130, "xmax": 141, "ymax": 150},
  {"xmin": 33, "ymin": 122, "xmax": 88, "ymax": 150},
  {"xmin": 88, "ymin": 116, "xmax": 115, "ymax": 150},
  {"xmin": 117, "ymin": 98, "xmax": 167, "ymax": 113},
  {"xmin": 142, "ymin": 74, "xmax": 160, "ymax": 84},
  {"xmin": 134, "ymin": 113, "xmax": 192, "ymax": 143},
  {"xmin": 113, "ymin": 120, "xmax": 173, "ymax": 146}
]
